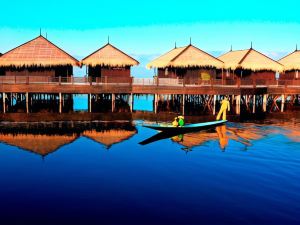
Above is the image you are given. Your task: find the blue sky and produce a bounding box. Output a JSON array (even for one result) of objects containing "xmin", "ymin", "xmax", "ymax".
[{"xmin": 1, "ymin": 0, "xmax": 300, "ymax": 77}]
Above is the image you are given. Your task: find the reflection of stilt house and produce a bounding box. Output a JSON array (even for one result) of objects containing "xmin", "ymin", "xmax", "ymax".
[
  {"xmin": 83, "ymin": 129, "xmax": 136, "ymax": 148},
  {"xmin": 81, "ymin": 43, "xmax": 139, "ymax": 82},
  {"xmin": 218, "ymin": 47, "xmax": 283, "ymax": 82},
  {"xmin": 278, "ymin": 48, "xmax": 300, "ymax": 80},
  {"xmin": 0, "ymin": 35, "xmax": 79, "ymax": 77},
  {"xmin": 146, "ymin": 44, "xmax": 224, "ymax": 84},
  {"xmin": 0, "ymin": 133, "xmax": 77, "ymax": 156}
]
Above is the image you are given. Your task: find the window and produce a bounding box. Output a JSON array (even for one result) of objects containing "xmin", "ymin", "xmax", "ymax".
[
  {"xmin": 165, "ymin": 68, "xmax": 168, "ymax": 76},
  {"xmin": 296, "ymin": 70, "xmax": 299, "ymax": 79}
]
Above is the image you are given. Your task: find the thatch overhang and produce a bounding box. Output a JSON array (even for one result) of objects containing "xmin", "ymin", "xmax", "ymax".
[
  {"xmin": 278, "ymin": 50, "xmax": 300, "ymax": 71},
  {"xmin": 0, "ymin": 133, "xmax": 78, "ymax": 156},
  {"xmin": 83, "ymin": 129, "xmax": 136, "ymax": 148},
  {"xmin": 0, "ymin": 35, "xmax": 80, "ymax": 68},
  {"xmin": 218, "ymin": 48, "xmax": 283, "ymax": 72},
  {"xmin": 146, "ymin": 44, "xmax": 224, "ymax": 69},
  {"xmin": 81, "ymin": 43, "xmax": 139, "ymax": 67}
]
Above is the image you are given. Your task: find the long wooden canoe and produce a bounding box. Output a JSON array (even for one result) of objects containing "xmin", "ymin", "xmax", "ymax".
[{"xmin": 143, "ymin": 120, "xmax": 227, "ymax": 132}]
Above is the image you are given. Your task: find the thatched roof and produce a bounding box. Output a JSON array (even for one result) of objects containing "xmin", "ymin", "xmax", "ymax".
[
  {"xmin": 146, "ymin": 44, "xmax": 224, "ymax": 69},
  {"xmin": 218, "ymin": 48, "xmax": 283, "ymax": 72},
  {"xmin": 83, "ymin": 129, "xmax": 136, "ymax": 147},
  {"xmin": 278, "ymin": 50, "xmax": 300, "ymax": 71},
  {"xmin": 0, "ymin": 133, "xmax": 77, "ymax": 156},
  {"xmin": 0, "ymin": 35, "xmax": 80, "ymax": 67},
  {"xmin": 81, "ymin": 43, "xmax": 139, "ymax": 67}
]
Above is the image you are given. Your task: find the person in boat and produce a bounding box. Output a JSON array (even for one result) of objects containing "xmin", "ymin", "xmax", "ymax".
[
  {"xmin": 216, "ymin": 96, "xmax": 230, "ymax": 121},
  {"xmin": 178, "ymin": 116, "xmax": 185, "ymax": 127},
  {"xmin": 172, "ymin": 117, "xmax": 179, "ymax": 127}
]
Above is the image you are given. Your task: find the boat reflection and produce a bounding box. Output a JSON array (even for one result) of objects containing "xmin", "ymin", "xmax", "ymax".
[
  {"xmin": 0, "ymin": 121, "xmax": 136, "ymax": 156},
  {"xmin": 140, "ymin": 124, "xmax": 269, "ymax": 151}
]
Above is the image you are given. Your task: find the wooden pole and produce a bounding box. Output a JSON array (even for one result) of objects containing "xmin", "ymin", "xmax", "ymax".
[
  {"xmin": 112, "ymin": 93, "xmax": 115, "ymax": 112},
  {"xmin": 59, "ymin": 93, "xmax": 62, "ymax": 114},
  {"xmin": 2, "ymin": 93, "xmax": 5, "ymax": 114},
  {"xmin": 213, "ymin": 95, "xmax": 217, "ymax": 115},
  {"xmin": 130, "ymin": 93, "xmax": 133, "ymax": 112},
  {"xmin": 236, "ymin": 95, "xmax": 241, "ymax": 115},
  {"xmin": 263, "ymin": 94, "xmax": 267, "ymax": 112},
  {"xmin": 88, "ymin": 94, "xmax": 92, "ymax": 113},
  {"xmin": 281, "ymin": 94, "xmax": 285, "ymax": 112},
  {"xmin": 252, "ymin": 95, "xmax": 256, "ymax": 114},
  {"xmin": 182, "ymin": 94, "xmax": 185, "ymax": 115},
  {"xmin": 26, "ymin": 92, "xmax": 29, "ymax": 114},
  {"xmin": 154, "ymin": 94, "xmax": 158, "ymax": 114}
]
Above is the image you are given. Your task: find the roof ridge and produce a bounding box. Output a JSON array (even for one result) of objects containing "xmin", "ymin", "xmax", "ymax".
[
  {"xmin": 250, "ymin": 48, "xmax": 283, "ymax": 66},
  {"xmin": 190, "ymin": 45, "xmax": 224, "ymax": 63},
  {"xmin": 238, "ymin": 48, "xmax": 252, "ymax": 65},
  {"xmin": 278, "ymin": 50, "xmax": 300, "ymax": 62},
  {"xmin": 170, "ymin": 45, "xmax": 191, "ymax": 62}
]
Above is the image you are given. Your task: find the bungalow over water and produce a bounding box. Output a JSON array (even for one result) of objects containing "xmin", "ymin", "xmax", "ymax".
[
  {"xmin": 0, "ymin": 35, "xmax": 80, "ymax": 78},
  {"xmin": 81, "ymin": 42, "xmax": 139, "ymax": 83},
  {"xmin": 278, "ymin": 48, "xmax": 300, "ymax": 80},
  {"xmin": 146, "ymin": 44, "xmax": 224, "ymax": 84},
  {"xmin": 218, "ymin": 47, "xmax": 283, "ymax": 83}
]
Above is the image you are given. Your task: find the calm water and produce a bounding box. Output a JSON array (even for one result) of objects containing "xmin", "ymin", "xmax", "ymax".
[{"xmin": 0, "ymin": 114, "xmax": 300, "ymax": 225}]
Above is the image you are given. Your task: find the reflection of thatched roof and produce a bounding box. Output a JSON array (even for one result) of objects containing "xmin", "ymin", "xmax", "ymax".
[
  {"xmin": 218, "ymin": 48, "xmax": 283, "ymax": 72},
  {"xmin": 278, "ymin": 50, "xmax": 300, "ymax": 71},
  {"xmin": 147, "ymin": 44, "xmax": 224, "ymax": 69},
  {"xmin": 0, "ymin": 133, "xmax": 77, "ymax": 156},
  {"xmin": 81, "ymin": 43, "xmax": 139, "ymax": 67},
  {"xmin": 0, "ymin": 35, "xmax": 80, "ymax": 67},
  {"xmin": 83, "ymin": 129, "xmax": 136, "ymax": 147}
]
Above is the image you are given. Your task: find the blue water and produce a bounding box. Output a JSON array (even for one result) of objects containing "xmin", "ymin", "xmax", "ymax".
[{"xmin": 0, "ymin": 121, "xmax": 300, "ymax": 225}]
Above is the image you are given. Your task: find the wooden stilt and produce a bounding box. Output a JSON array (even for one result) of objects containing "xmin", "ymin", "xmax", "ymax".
[
  {"xmin": 26, "ymin": 92, "xmax": 29, "ymax": 114},
  {"xmin": 89, "ymin": 93, "xmax": 92, "ymax": 113},
  {"xmin": 182, "ymin": 94, "xmax": 185, "ymax": 115},
  {"xmin": 213, "ymin": 95, "xmax": 217, "ymax": 115},
  {"xmin": 112, "ymin": 93, "xmax": 115, "ymax": 112},
  {"xmin": 281, "ymin": 94, "xmax": 285, "ymax": 112},
  {"xmin": 3, "ymin": 93, "xmax": 5, "ymax": 114},
  {"xmin": 130, "ymin": 93, "xmax": 133, "ymax": 112},
  {"xmin": 236, "ymin": 95, "xmax": 241, "ymax": 115},
  {"xmin": 154, "ymin": 94, "xmax": 158, "ymax": 114},
  {"xmin": 59, "ymin": 93, "xmax": 62, "ymax": 113},
  {"xmin": 252, "ymin": 95, "xmax": 256, "ymax": 114},
  {"xmin": 263, "ymin": 94, "xmax": 267, "ymax": 112}
]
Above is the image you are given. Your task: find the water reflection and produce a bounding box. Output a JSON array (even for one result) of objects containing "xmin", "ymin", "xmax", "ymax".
[
  {"xmin": 0, "ymin": 112, "xmax": 300, "ymax": 155},
  {"xmin": 140, "ymin": 123, "xmax": 272, "ymax": 151},
  {"xmin": 0, "ymin": 121, "xmax": 136, "ymax": 156}
]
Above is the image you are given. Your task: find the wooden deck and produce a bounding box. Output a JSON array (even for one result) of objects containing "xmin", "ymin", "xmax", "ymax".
[{"xmin": 0, "ymin": 76, "xmax": 300, "ymax": 95}]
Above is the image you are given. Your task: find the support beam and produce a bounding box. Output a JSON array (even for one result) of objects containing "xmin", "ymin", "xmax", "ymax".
[
  {"xmin": 182, "ymin": 94, "xmax": 185, "ymax": 115},
  {"xmin": 281, "ymin": 94, "xmax": 285, "ymax": 112},
  {"xmin": 2, "ymin": 93, "xmax": 5, "ymax": 114},
  {"xmin": 236, "ymin": 95, "xmax": 241, "ymax": 115},
  {"xmin": 213, "ymin": 95, "xmax": 217, "ymax": 115},
  {"xmin": 252, "ymin": 95, "xmax": 256, "ymax": 114},
  {"xmin": 59, "ymin": 93, "xmax": 62, "ymax": 114},
  {"xmin": 263, "ymin": 94, "xmax": 267, "ymax": 112},
  {"xmin": 112, "ymin": 93, "xmax": 115, "ymax": 113},
  {"xmin": 154, "ymin": 94, "xmax": 158, "ymax": 114},
  {"xmin": 26, "ymin": 92, "xmax": 29, "ymax": 114},
  {"xmin": 88, "ymin": 93, "xmax": 92, "ymax": 113},
  {"xmin": 129, "ymin": 93, "xmax": 133, "ymax": 112}
]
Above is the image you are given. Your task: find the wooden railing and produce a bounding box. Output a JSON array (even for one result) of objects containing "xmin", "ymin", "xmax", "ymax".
[{"xmin": 0, "ymin": 75, "xmax": 300, "ymax": 88}]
